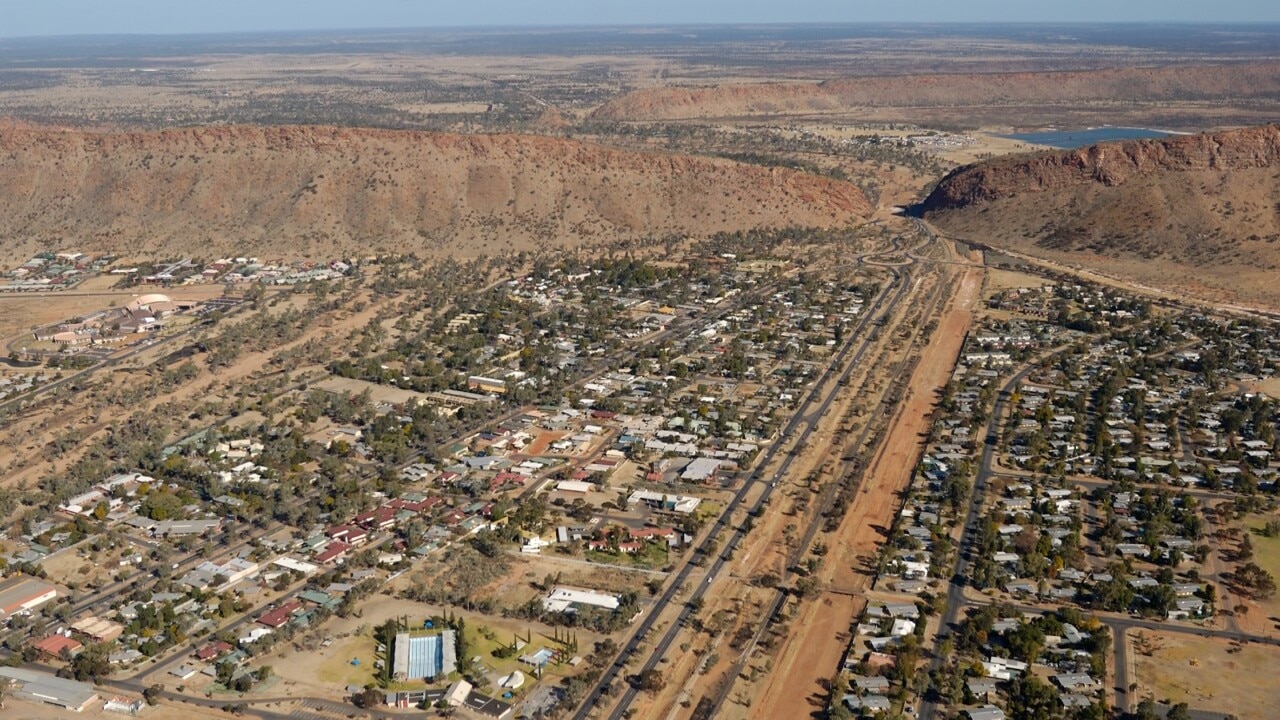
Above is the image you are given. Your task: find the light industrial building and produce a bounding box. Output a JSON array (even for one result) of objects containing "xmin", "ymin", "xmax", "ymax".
[
  {"xmin": 0, "ymin": 667, "xmax": 98, "ymax": 712},
  {"xmin": 542, "ymin": 586, "xmax": 621, "ymax": 613},
  {"xmin": 0, "ymin": 575, "xmax": 57, "ymax": 621}
]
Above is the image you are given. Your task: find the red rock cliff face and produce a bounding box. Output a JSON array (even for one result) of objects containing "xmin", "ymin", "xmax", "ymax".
[
  {"xmin": 921, "ymin": 125, "xmax": 1280, "ymax": 212},
  {"xmin": 0, "ymin": 125, "xmax": 870, "ymax": 258}
]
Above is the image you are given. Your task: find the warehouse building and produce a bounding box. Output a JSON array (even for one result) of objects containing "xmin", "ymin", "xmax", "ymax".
[
  {"xmin": 0, "ymin": 575, "xmax": 57, "ymax": 621},
  {"xmin": 0, "ymin": 667, "xmax": 98, "ymax": 712}
]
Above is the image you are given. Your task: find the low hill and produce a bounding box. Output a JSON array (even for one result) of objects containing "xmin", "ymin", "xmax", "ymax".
[
  {"xmin": 920, "ymin": 124, "xmax": 1280, "ymax": 308},
  {"xmin": 591, "ymin": 63, "xmax": 1280, "ymax": 124},
  {"xmin": 0, "ymin": 125, "xmax": 871, "ymax": 260}
]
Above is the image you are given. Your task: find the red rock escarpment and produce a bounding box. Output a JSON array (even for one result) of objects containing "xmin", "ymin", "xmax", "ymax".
[
  {"xmin": 0, "ymin": 124, "xmax": 871, "ymax": 258},
  {"xmin": 920, "ymin": 124, "xmax": 1280, "ymax": 211}
]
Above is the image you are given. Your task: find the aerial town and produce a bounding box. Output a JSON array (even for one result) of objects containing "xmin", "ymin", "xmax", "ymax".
[{"xmin": 2, "ymin": 10, "xmax": 1280, "ymax": 720}]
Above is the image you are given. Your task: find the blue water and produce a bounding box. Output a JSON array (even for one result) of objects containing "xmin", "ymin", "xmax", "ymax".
[{"xmin": 1003, "ymin": 127, "xmax": 1175, "ymax": 148}]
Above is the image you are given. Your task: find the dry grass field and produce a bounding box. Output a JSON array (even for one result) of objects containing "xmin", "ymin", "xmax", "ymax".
[
  {"xmin": 265, "ymin": 591, "xmax": 607, "ymax": 703},
  {"xmin": 1132, "ymin": 631, "xmax": 1280, "ymax": 719},
  {"xmin": 985, "ymin": 267, "xmax": 1052, "ymax": 294}
]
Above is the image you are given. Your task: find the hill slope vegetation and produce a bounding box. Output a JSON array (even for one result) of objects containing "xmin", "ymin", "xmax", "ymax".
[
  {"xmin": 920, "ymin": 124, "xmax": 1280, "ymax": 307},
  {"xmin": 0, "ymin": 125, "xmax": 871, "ymax": 259}
]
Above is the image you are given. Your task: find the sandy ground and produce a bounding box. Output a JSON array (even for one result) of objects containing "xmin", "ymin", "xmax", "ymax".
[
  {"xmin": 746, "ymin": 262, "xmax": 981, "ymax": 720},
  {"xmin": 0, "ymin": 284, "xmax": 225, "ymax": 340},
  {"xmin": 523, "ymin": 431, "xmax": 570, "ymax": 457},
  {"xmin": 1131, "ymin": 630, "xmax": 1280, "ymax": 719},
  {"xmin": 0, "ymin": 289, "xmax": 384, "ymax": 489},
  {"xmin": 985, "ymin": 267, "xmax": 1052, "ymax": 293},
  {"xmin": 313, "ymin": 375, "xmax": 427, "ymax": 406},
  {"xmin": 1247, "ymin": 376, "xmax": 1280, "ymax": 397},
  {"xmin": 2, "ymin": 699, "xmax": 233, "ymax": 720}
]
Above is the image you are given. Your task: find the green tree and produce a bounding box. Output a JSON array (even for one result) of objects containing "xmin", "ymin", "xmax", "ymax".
[
  {"xmin": 63, "ymin": 643, "xmax": 111, "ymax": 682},
  {"xmin": 1134, "ymin": 698, "xmax": 1160, "ymax": 720},
  {"xmin": 140, "ymin": 490, "xmax": 184, "ymax": 521},
  {"xmin": 353, "ymin": 686, "xmax": 386, "ymax": 709}
]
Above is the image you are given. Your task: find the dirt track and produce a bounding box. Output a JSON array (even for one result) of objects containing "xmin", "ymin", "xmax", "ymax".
[{"xmin": 745, "ymin": 263, "xmax": 981, "ymax": 719}]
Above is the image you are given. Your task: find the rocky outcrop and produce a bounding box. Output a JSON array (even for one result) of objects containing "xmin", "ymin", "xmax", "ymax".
[
  {"xmin": 591, "ymin": 63, "xmax": 1280, "ymax": 122},
  {"xmin": 918, "ymin": 124, "xmax": 1280, "ymax": 308},
  {"xmin": 920, "ymin": 125, "xmax": 1280, "ymax": 211},
  {"xmin": 0, "ymin": 125, "xmax": 870, "ymax": 259}
]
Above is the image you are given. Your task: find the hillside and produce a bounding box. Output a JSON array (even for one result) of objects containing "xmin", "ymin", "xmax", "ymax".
[
  {"xmin": 920, "ymin": 125, "xmax": 1280, "ymax": 308},
  {"xmin": 0, "ymin": 125, "xmax": 871, "ymax": 260},
  {"xmin": 591, "ymin": 63, "xmax": 1280, "ymax": 125}
]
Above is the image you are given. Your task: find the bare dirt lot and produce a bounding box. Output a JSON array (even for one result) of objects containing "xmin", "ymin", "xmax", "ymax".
[
  {"xmin": 985, "ymin": 267, "xmax": 1052, "ymax": 294},
  {"xmin": 1131, "ymin": 630, "xmax": 1280, "ymax": 719},
  {"xmin": 2, "ymin": 699, "xmax": 233, "ymax": 720},
  {"xmin": 313, "ymin": 376, "xmax": 427, "ymax": 406},
  {"xmin": 0, "ymin": 285, "xmax": 225, "ymax": 340}
]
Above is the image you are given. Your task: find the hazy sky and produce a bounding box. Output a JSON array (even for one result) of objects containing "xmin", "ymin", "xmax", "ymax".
[{"xmin": 5, "ymin": 0, "xmax": 1279, "ymax": 38}]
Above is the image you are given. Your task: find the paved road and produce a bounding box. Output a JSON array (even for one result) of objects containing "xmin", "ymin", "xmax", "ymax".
[
  {"xmin": 571, "ymin": 242, "xmax": 918, "ymax": 720},
  {"xmin": 695, "ymin": 232, "xmax": 959, "ymax": 720},
  {"xmin": 914, "ymin": 333, "xmax": 1280, "ymax": 718},
  {"xmin": 917, "ymin": 353, "xmax": 1063, "ymax": 720}
]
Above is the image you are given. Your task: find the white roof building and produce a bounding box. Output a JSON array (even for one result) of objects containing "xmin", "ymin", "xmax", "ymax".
[{"xmin": 543, "ymin": 586, "xmax": 621, "ymax": 613}]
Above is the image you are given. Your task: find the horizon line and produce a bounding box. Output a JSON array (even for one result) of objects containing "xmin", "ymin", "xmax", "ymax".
[{"xmin": 5, "ymin": 19, "xmax": 1280, "ymax": 42}]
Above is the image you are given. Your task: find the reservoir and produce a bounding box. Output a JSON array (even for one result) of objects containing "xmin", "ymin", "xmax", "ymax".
[{"xmin": 1003, "ymin": 127, "xmax": 1175, "ymax": 148}]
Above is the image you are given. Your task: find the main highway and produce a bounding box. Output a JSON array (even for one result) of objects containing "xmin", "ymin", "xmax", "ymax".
[
  {"xmin": 695, "ymin": 231, "xmax": 956, "ymax": 719},
  {"xmin": 571, "ymin": 237, "xmax": 921, "ymax": 720}
]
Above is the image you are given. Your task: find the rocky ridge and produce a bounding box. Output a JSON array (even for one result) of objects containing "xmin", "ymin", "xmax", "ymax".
[
  {"xmin": 591, "ymin": 63, "xmax": 1280, "ymax": 122},
  {"xmin": 0, "ymin": 124, "xmax": 871, "ymax": 259},
  {"xmin": 921, "ymin": 124, "xmax": 1280, "ymax": 211},
  {"xmin": 919, "ymin": 124, "xmax": 1280, "ymax": 308}
]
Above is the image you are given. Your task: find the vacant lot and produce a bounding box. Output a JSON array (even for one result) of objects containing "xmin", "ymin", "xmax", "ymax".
[
  {"xmin": 1132, "ymin": 630, "xmax": 1280, "ymax": 719},
  {"xmin": 1238, "ymin": 518, "xmax": 1280, "ymax": 629},
  {"xmin": 314, "ymin": 375, "xmax": 427, "ymax": 406},
  {"xmin": 985, "ymin": 267, "xmax": 1050, "ymax": 295},
  {"xmin": 0, "ymin": 285, "xmax": 225, "ymax": 339},
  {"xmin": 1247, "ymin": 376, "xmax": 1280, "ymax": 398}
]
